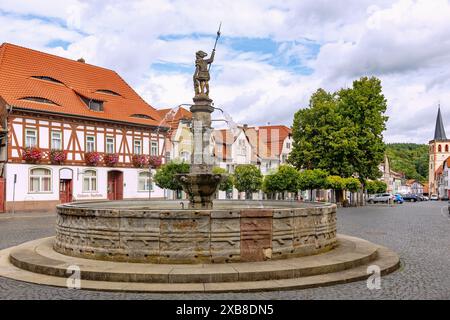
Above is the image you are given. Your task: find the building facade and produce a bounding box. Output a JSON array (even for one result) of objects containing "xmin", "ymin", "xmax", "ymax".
[
  {"xmin": 429, "ymin": 107, "xmax": 450, "ymax": 195},
  {"xmin": 0, "ymin": 43, "xmax": 168, "ymax": 212}
]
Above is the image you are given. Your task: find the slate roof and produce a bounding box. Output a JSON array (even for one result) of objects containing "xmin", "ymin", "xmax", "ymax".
[{"xmin": 434, "ymin": 107, "xmax": 447, "ymax": 140}]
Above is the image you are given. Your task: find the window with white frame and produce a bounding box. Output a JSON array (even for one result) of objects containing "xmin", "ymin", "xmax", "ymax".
[
  {"xmin": 86, "ymin": 136, "xmax": 95, "ymax": 152},
  {"xmin": 134, "ymin": 139, "xmax": 142, "ymax": 154},
  {"xmin": 25, "ymin": 129, "xmax": 37, "ymax": 148},
  {"xmin": 150, "ymin": 141, "xmax": 158, "ymax": 156},
  {"xmin": 29, "ymin": 168, "xmax": 51, "ymax": 193},
  {"xmin": 138, "ymin": 171, "xmax": 152, "ymax": 191},
  {"xmin": 51, "ymin": 131, "xmax": 62, "ymax": 150},
  {"xmin": 286, "ymin": 142, "xmax": 291, "ymax": 149},
  {"xmin": 106, "ymin": 137, "xmax": 115, "ymax": 154},
  {"xmin": 83, "ymin": 170, "xmax": 97, "ymax": 192}
]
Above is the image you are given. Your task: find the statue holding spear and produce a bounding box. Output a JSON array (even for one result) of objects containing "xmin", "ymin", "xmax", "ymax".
[{"xmin": 193, "ymin": 22, "xmax": 221, "ymax": 97}]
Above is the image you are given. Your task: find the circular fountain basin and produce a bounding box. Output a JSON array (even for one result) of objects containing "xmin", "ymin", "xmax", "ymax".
[{"xmin": 54, "ymin": 200, "xmax": 337, "ymax": 264}]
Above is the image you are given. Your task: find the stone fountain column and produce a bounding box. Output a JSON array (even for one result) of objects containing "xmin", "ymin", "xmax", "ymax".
[{"xmin": 176, "ymin": 50, "xmax": 223, "ymax": 209}]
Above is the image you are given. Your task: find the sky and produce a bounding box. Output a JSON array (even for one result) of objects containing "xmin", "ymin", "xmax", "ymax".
[{"xmin": 1, "ymin": 0, "xmax": 450, "ymax": 144}]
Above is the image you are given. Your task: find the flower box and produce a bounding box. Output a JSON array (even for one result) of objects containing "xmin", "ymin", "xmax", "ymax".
[
  {"xmin": 22, "ymin": 147, "xmax": 42, "ymax": 163},
  {"xmin": 85, "ymin": 152, "xmax": 100, "ymax": 166},
  {"xmin": 132, "ymin": 154, "xmax": 148, "ymax": 168},
  {"xmin": 104, "ymin": 153, "xmax": 119, "ymax": 167},
  {"xmin": 49, "ymin": 149, "xmax": 67, "ymax": 165},
  {"xmin": 148, "ymin": 155, "xmax": 163, "ymax": 168}
]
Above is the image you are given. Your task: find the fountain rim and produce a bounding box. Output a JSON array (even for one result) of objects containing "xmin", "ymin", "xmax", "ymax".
[{"xmin": 56, "ymin": 199, "xmax": 335, "ymax": 212}]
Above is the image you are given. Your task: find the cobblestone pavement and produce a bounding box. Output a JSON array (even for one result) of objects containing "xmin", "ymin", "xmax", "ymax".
[{"xmin": 0, "ymin": 201, "xmax": 449, "ymax": 300}]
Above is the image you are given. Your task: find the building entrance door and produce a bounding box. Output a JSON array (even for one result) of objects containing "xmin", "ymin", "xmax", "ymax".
[
  {"xmin": 59, "ymin": 179, "xmax": 73, "ymax": 203},
  {"xmin": 107, "ymin": 171, "xmax": 123, "ymax": 200}
]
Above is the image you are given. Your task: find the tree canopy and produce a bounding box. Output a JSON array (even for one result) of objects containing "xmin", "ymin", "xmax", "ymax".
[
  {"xmin": 262, "ymin": 165, "xmax": 300, "ymax": 193},
  {"xmin": 366, "ymin": 180, "xmax": 387, "ymax": 194},
  {"xmin": 298, "ymin": 169, "xmax": 328, "ymax": 191},
  {"xmin": 233, "ymin": 164, "xmax": 263, "ymax": 195},
  {"xmin": 385, "ymin": 143, "xmax": 428, "ymax": 181},
  {"xmin": 289, "ymin": 77, "xmax": 388, "ymax": 183},
  {"xmin": 154, "ymin": 161, "xmax": 190, "ymax": 191},
  {"xmin": 212, "ymin": 167, "xmax": 234, "ymax": 192}
]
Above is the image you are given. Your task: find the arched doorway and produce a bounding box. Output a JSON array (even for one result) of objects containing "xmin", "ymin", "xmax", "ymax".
[
  {"xmin": 59, "ymin": 168, "xmax": 73, "ymax": 203},
  {"xmin": 107, "ymin": 170, "xmax": 123, "ymax": 200}
]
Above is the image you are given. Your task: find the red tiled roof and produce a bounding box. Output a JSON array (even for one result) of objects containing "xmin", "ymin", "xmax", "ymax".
[
  {"xmin": 244, "ymin": 125, "xmax": 291, "ymax": 158},
  {"xmin": 157, "ymin": 107, "xmax": 192, "ymax": 133},
  {"xmin": 0, "ymin": 43, "xmax": 166, "ymax": 127}
]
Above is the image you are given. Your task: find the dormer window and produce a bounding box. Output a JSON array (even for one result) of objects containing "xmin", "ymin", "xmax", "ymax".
[
  {"xmin": 31, "ymin": 76, "xmax": 64, "ymax": 85},
  {"xmin": 130, "ymin": 114, "xmax": 152, "ymax": 120},
  {"xmin": 80, "ymin": 96, "xmax": 104, "ymax": 111},
  {"xmin": 19, "ymin": 96, "xmax": 59, "ymax": 106},
  {"xmin": 95, "ymin": 89, "xmax": 121, "ymax": 96}
]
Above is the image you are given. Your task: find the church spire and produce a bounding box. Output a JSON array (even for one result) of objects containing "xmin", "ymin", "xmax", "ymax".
[{"xmin": 434, "ymin": 106, "xmax": 447, "ymax": 140}]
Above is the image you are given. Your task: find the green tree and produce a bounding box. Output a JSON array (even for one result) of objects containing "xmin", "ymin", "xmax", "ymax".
[
  {"xmin": 298, "ymin": 169, "xmax": 328, "ymax": 200},
  {"xmin": 288, "ymin": 89, "xmax": 355, "ymax": 177},
  {"xmin": 343, "ymin": 178, "xmax": 361, "ymax": 192},
  {"xmin": 366, "ymin": 180, "xmax": 377, "ymax": 194},
  {"xmin": 212, "ymin": 167, "xmax": 233, "ymax": 192},
  {"xmin": 374, "ymin": 180, "xmax": 387, "ymax": 193},
  {"xmin": 233, "ymin": 164, "xmax": 263, "ymax": 199},
  {"xmin": 154, "ymin": 161, "xmax": 190, "ymax": 192},
  {"xmin": 338, "ymin": 77, "xmax": 388, "ymax": 185},
  {"xmin": 262, "ymin": 165, "xmax": 300, "ymax": 199},
  {"xmin": 289, "ymin": 77, "xmax": 388, "ymax": 205}
]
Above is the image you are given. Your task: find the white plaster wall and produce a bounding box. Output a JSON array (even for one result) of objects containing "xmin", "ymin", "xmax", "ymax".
[
  {"xmin": 40, "ymin": 127, "xmax": 49, "ymax": 149},
  {"xmin": 4, "ymin": 163, "xmax": 164, "ymax": 202}
]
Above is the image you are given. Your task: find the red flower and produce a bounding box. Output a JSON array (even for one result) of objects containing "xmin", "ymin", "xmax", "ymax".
[
  {"xmin": 132, "ymin": 154, "xmax": 148, "ymax": 168},
  {"xmin": 104, "ymin": 153, "xmax": 119, "ymax": 167},
  {"xmin": 22, "ymin": 147, "xmax": 42, "ymax": 163},
  {"xmin": 148, "ymin": 155, "xmax": 162, "ymax": 168},
  {"xmin": 49, "ymin": 149, "xmax": 67, "ymax": 165},
  {"xmin": 85, "ymin": 152, "xmax": 100, "ymax": 166}
]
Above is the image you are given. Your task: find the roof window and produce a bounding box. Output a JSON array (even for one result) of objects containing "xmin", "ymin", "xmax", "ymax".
[
  {"xmin": 130, "ymin": 114, "xmax": 153, "ymax": 120},
  {"xmin": 80, "ymin": 96, "xmax": 104, "ymax": 111},
  {"xmin": 31, "ymin": 76, "xmax": 64, "ymax": 85},
  {"xmin": 95, "ymin": 89, "xmax": 121, "ymax": 96},
  {"xmin": 19, "ymin": 96, "xmax": 60, "ymax": 106}
]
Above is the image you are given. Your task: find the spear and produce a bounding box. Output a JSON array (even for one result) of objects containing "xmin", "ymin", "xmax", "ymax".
[{"xmin": 208, "ymin": 22, "xmax": 222, "ymax": 72}]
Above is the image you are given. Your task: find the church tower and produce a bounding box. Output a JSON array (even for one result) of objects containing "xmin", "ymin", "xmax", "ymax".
[{"xmin": 429, "ymin": 106, "xmax": 450, "ymax": 194}]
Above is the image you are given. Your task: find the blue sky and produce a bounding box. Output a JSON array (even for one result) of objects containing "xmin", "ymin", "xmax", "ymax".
[{"xmin": 1, "ymin": 0, "xmax": 450, "ymax": 143}]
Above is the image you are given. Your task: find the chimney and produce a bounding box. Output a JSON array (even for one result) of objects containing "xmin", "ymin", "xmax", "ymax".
[
  {"xmin": 243, "ymin": 124, "xmax": 248, "ymax": 129},
  {"xmin": 77, "ymin": 58, "xmax": 86, "ymax": 63}
]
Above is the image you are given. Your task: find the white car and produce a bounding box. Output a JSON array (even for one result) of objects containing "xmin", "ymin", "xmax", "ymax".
[
  {"xmin": 430, "ymin": 194, "xmax": 439, "ymax": 201},
  {"xmin": 367, "ymin": 193, "xmax": 394, "ymax": 204}
]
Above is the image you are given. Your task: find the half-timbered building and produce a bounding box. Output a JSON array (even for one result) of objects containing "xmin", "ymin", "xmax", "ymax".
[{"xmin": 0, "ymin": 43, "xmax": 168, "ymax": 212}]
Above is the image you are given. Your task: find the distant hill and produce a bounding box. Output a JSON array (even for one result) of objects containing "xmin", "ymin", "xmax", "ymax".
[{"xmin": 385, "ymin": 143, "xmax": 428, "ymax": 182}]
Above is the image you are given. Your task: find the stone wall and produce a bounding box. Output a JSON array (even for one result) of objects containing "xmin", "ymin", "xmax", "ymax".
[{"xmin": 54, "ymin": 200, "xmax": 337, "ymax": 263}]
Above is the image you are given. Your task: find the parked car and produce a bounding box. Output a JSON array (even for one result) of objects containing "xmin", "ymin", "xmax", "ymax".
[
  {"xmin": 367, "ymin": 193, "xmax": 394, "ymax": 204},
  {"xmin": 394, "ymin": 194, "xmax": 404, "ymax": 204},
  {"xmin": 430, "ymin": 194, "xmax": 439, "ymax": 201},
  {"xmin": 402, "ymin": 194, "xmax": 418, "ymax": 202},
  {"xmin": 418, "ymin": 195, "xmax": 428, "ymax": 201}
]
